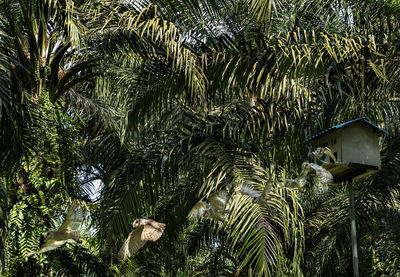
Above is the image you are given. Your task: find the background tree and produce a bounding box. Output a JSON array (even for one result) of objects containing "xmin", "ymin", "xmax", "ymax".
[{"xmin": 1, "ymin": 0, "xmax": 400, "ymax": 276}]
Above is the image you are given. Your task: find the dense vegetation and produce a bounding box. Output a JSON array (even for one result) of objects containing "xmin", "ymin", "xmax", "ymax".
[{"xmin": 1, "ymin": 0, "xmax": 400, "ymax": 276}]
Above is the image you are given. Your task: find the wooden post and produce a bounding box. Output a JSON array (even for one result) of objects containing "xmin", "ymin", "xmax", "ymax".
[{"xmin": 349, "ymin": 181, "xmax": 359, "ymax": 277}]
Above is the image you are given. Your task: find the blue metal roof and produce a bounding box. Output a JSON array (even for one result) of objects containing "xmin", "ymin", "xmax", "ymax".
[{"xmin": 304, "ymin": 117, "xmax": 388, "ymax": 143}]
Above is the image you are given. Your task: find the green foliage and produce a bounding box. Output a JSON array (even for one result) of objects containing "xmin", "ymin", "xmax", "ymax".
[
  {"xmin": 371, "ymin": 258, "xmax": 400, "ymax": 277},
  {"xmin": 0, "ymin": 0, "xmax": 400, "ymax": 276}
]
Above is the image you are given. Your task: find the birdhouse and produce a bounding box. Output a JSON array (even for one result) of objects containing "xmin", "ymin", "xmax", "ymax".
[{"xmin": 305, "ymin": 117, "xmax": 388, "ymax": 182}]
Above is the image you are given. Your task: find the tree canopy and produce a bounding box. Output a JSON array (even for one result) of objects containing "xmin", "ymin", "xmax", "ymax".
[{"xmin": 1, "ymin": 0, "xmax": 400, "ymax": 276}]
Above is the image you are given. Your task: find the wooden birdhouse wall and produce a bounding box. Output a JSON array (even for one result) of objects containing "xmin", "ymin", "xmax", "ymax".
[
  {"xmin": 340, "ymin": 123, "xmax": 381, "ymax": 167},
  {"xmin": 306, "ymin": 118, "xmax": 386, "ymax": 182},
  {"xmin": 312, "ymin": 122, "xmax": 381, "ymax": 168}
]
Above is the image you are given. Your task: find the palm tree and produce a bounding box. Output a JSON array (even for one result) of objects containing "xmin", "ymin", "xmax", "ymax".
[
  {"xmin": 1, "ymin": 0, "xmax": 400, "ymax": 275},
  {"xmin": 0, "ymin": 0, "xmax": 205, "ymax": 275},
  {"xmin": 89, "ymin": 0, "xmax": 313, "ymax": 275},
  {"xmin": 92, "ymin": 0, "xmax": 400, "ymax": 275}
]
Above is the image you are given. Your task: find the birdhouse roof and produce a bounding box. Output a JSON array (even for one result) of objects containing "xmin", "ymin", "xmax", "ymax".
[{"xmin": 304, "ymin": 117, "xmax": 388, "ymax": 143}]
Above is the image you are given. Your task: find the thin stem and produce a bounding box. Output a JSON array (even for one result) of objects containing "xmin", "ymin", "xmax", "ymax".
[{"xmin": 349, "ymin": 181, "xmax": 359, "ymax": 277}]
